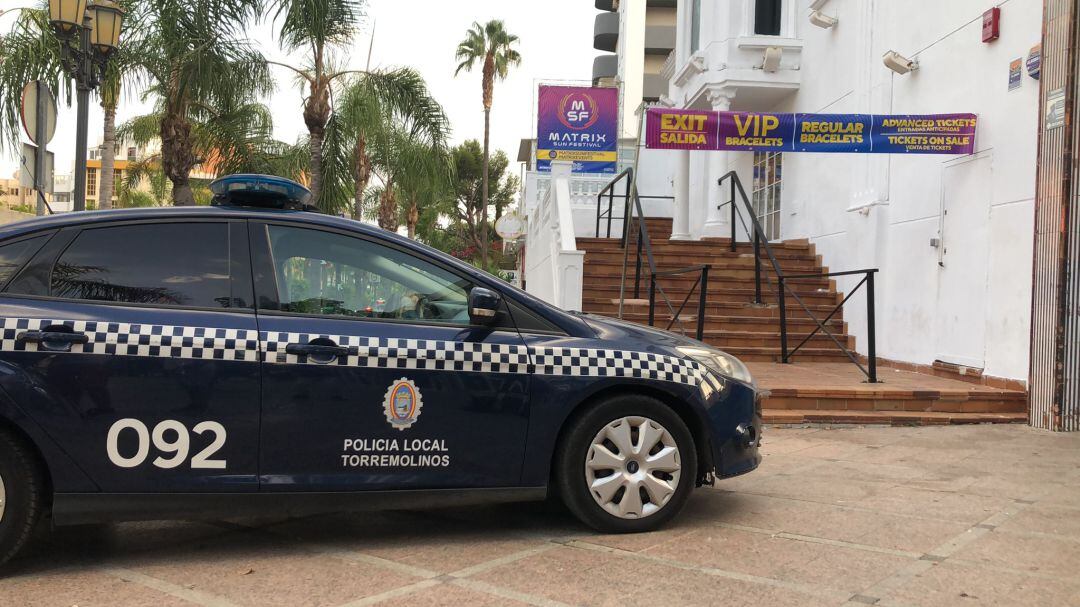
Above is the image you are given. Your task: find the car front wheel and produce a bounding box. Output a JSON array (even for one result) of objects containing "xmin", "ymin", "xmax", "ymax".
[{"xmin": 556, "ymin": 395, "xmax": 697, "ymax": 533}]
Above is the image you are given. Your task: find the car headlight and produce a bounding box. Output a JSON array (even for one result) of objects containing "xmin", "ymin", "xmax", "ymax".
[{"xmin": 677, "ymin": 346, "xmax": 755, "ymax": 387}]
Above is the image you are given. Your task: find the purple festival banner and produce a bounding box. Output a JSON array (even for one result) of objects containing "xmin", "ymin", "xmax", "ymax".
[
  {"xmin": 537, "ymin": 86, "xmax": 619, "ymax": 173},
  {"xmin": 646, "ymin": 108, "xmax": 977, "ymax": 155}
]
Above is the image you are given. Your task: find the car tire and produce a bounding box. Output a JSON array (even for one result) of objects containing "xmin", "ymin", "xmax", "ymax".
[
  {"xmin": 556, "ymin": 395, "xmax": 697, "ymax": 533},
  {"xmin": 0, "ymin": 428, "xmax": 44, "ymax": 567}
]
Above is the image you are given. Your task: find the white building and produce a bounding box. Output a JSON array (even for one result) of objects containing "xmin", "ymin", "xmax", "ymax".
[
  {"xmin": 659, "ymin": 0, "xmax": 1039, "ymax": 383},
  {"xmin": 520, "ymin": 0, "xmax": 679, "ymax": 232}
]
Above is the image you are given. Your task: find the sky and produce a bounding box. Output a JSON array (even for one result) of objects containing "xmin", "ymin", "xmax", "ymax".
[{"xmin": 0, "ymin": 0, "xmax": 596, "ymax": 185}]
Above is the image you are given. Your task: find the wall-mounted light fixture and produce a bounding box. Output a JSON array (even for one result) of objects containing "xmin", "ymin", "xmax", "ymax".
[{"xmin": 883, "ymin": 50, "xmax": 918, "ymax": 75}]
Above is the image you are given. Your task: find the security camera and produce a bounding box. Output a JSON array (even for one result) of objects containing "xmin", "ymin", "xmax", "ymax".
[
  {"xmin": 762, "ymin": 47, "xmax": 782, "ymax": 73},
  {"xmin": 809, "ymin": 10, "xmax": 838, "ymax": 28},
  {"xmin": 883, "ymin": 51, "xmax": 918, "ymax": 74}
]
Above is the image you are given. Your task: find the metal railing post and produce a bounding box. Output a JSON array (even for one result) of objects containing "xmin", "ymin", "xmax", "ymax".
[
  {"xmin": 753, "ymin": 229, "xmax": 762, "ymax": 304},
  {"xmin": 729, "ymin": 177, "xmax": 737, "ymax": 253},
  {"xmin": 779, "ymin": 277, "xmax": 789, "ymax": 364},
  {"xmin": 634, "ymin": 229, "xmax": 644, "ymax": 299},
  {"xmin": 648, "ymin": 274, "xmax": 657, "ymax": 327},
  {"xmin": 595, "ymin": 193, "xmax": 601, "ymax": 238},
  {"xmin": 867, "ymin": 270, "xmax": 877, "ymax": 383},
  {"xmin": 697, "ymin": 266, "xmax": 710, "ymax": 342}
]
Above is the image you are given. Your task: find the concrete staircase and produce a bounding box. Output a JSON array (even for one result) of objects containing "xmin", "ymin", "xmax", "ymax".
[
  {"xmin": 578, "ymin": 217, "xmax": 852, "ymax": 363},
  {"xmin": 577, "ymin": 217, "xmax": 1028, "ymax": 425}
]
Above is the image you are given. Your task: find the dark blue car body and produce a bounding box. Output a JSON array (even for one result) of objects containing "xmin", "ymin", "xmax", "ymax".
[{"xmin": 0, "ymin": 206, "xmax": 760, "ymax": 525}]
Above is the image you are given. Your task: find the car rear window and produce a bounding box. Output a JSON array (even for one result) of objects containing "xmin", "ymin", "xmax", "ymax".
[
  {"xmin": 51, "ymin": 223, "xmax": 232, "ymax": 308},
  {"xmin": 0, "ymin": 235, "xmax": 49, "ymax": 290}
]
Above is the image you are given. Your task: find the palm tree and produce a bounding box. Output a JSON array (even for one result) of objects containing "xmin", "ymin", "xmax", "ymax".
[
  {"xmin": 454, "ymin": 20, "xmax": 521, "ymax": 266},
  {"xmin": 126, "ymin": 0, "xmax": 271, "ymax": 205},
  {"xmin": 97, "ymin": 62, "xmax": 122, "ymax": 209},
  {"xmin": 267, "ymin": 0, "xmax": 364, "ymax": 205},
  {"xmin": 120, "ymin": 96, "xmax": 306, "ymax": 193},
  {"xmin": 94, "ymin": 0, "xmax": 141, "ymax": 210},
  {"xmin": 321, "ymin": 67, "xmax": 451, "ymax": 219}
]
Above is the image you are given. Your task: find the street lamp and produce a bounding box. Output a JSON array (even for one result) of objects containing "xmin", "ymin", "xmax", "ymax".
[{"xmin": 48, "ymin": 0, "xmax": 124, "ymax": 211}]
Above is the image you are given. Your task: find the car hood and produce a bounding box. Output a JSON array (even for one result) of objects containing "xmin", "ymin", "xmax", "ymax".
[{"xmin": 577, "ymin": 312, "xmax": 706, "ymax": 353}]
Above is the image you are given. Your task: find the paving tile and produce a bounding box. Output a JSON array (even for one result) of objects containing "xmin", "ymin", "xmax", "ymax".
[
  {"xmin": 852, "ymin": 486, "xmax": 1014, "ymax": 525},
  {"xmin": 268, "ymin": 509, "xmax": 566, "ymax": 575},
  {"xmin": 951, "ymin": 530, "xmax": 1080, "ymax": 580},
  {"xmin": 640, "ymin": 524, "xmax": 913, "ymax": 595},
  {"xmin": 394, "ymin": 582, "xmax": 531, "ymax": 606},
  {"xmin": 470, "ymin": 544, "xmax": 839, "ymax": 607},
  {"xmin": 130, "ymin": 532, "xmax": 420, "ymax": 607},
  {"xmin": 722, "ymin": 466, "xmax": 896, "ymax": 505},
  {"xmin": 880, "ymin": 561, "xmax": 1080, "ymax": 607},
  {"xmin": 0, "ymin": 569, "xmax": 193, "ymax": 607},
  {"xmin": 693, "ymin": 490, "xmax": 970, "ymax": 554},
  {"xmin": 995, "ymin": 503, "xmax": 1080, "ymax": 540}
]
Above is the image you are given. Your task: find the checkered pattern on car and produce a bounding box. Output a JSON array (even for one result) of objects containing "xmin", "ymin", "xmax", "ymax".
[
  {"xmin": 261, "ymin": 333, "xmax": 703, "ymax": 387},
  {"xmin": 530, "ymin": 347, "xmax": 706, "ymax": 385},
  {"xmin": 0, "ymin": 317, "xmax": 260, "ymax": 362},
  {"xmin": 0, "ymin": 317, "xmax": 705, "ymax": 387},
  {"xmin": 260, "ymin": 332, "xmax": 532, "ymax": 374}
]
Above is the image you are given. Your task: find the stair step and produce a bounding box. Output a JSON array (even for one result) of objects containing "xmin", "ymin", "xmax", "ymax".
[
  {"xmin": 577, "ymin": 237, "xmax": 816, "ymax": 254},
  {"xmin": 582, "ymin": 285, "xmax": 840, "ymax": 305},
  {"xmin": 762, "ymin": 410, "xmax": 1027, "ymax": 426},
  {"xmin": 582, "ymin": 301, "xmax": 845, "ymax": 320}
]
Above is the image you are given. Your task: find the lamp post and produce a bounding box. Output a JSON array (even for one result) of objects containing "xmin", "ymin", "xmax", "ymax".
[{"xmin": 48, "ymin": 0, "xmax": 124, "ymax": 212}]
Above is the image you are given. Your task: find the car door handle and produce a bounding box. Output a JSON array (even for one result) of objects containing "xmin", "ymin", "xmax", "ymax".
[
  {"xmin": 17, "ymin": 330, "xmax": 90, "ymax": 352},
  {"xmin": 285, "ymin": 342, "xmax": 355, "ymax": 361}
]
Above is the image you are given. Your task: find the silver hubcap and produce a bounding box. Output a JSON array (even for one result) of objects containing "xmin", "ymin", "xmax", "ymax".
[
  {"xmin": 0, "ymin": 473, "xmax": 5, "ymax": 523},
  {"xmin": 585, "ymin": 416, "xmax": 682, "ymax": 519}
]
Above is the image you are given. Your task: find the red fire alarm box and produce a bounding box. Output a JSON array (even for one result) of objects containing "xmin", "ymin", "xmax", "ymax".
[{"xmin": 983, "ymin": 7, "xmax": 1001, "ymax": 42}]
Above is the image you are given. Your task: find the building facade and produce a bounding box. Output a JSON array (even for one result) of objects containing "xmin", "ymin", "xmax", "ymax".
[{"xmin": 653, "ymin": 0, "xmax": 1041, "ymax": 384}]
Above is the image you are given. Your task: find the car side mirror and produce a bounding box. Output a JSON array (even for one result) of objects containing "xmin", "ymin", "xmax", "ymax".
[{"xmin": 469, "ymin": 287, "xmax": 502, "ymax": 325}]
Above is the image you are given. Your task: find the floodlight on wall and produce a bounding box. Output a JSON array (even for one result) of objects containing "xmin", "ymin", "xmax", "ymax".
[
  {"xmin": 762, "ymin": 47, "xmax": 782, "ymax": 73},
  {"xmin": 883, "ymin": 50, "xmax": 918, "ymax": 74},
  {"xmin": 809, "ymin": 10, "xmax": 838, "ymax": 29}
]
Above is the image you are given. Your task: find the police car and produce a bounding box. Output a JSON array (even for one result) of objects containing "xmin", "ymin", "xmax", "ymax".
[{"xmin": 0, "ymin": 175, "xmax": 760, "ymax": 564}]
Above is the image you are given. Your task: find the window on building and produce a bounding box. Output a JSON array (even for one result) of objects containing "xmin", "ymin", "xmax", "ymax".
[
  {"xmin": 114, "ymin": 169, "xmax": 123, "ymax": 194},
  {"xmin": 51, "ymin": 223, "xmax": 232, "ymax": 308},
  {"xmin": 754, "ymin": 0, "xmax": 783, "ymax": 36},
  {"xmin": 87, "ymin": 168, "xmax": 97, "ymax": 197},
  {"xmin": 266, "ymin": 225, "xmax": 473, "ymax": 324},
  {"xmin": 127, "ymin": 146, "xmax": 137, "ymax": 160},
  {"xmin": 752, "ymin": 151, "xmax": 782, "ymax": 240},
  {"xmin": 690, "ymin": 0, "xmax": 702, "ymax": 53}
]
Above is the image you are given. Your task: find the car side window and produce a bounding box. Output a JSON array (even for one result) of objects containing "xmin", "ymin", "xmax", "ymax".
[
  {"xmin": 51, "ymin": 223, "xmax": 233, "ymax": 308},
  {"xmin": 266, "ymin": 225, "xmax": 473, "ymax": 325},
  {"xmin": 0, "ymin": 235, "xmax": 49, "ymax": 290}
]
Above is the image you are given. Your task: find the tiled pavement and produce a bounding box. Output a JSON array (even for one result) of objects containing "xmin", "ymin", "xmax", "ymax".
[{"xmin": 3, "ymin": 424, "xmax": 1080, "ymax": 606}]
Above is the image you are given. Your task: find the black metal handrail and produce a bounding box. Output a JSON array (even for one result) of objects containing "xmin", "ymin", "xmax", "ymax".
[
  {"xmin": 593, "ymin": 169, "xmax": 707, "ymax": 340},
  {"xmin": 717, "ymin": 171, "xmax": 880, "ymax": 383},
  {"xmin": 648, "ymin": 265, "xmax": 711, "ymax": 341},
  {"xmin": 780, "ymin": 270, "xmax": 878, "ymax": 383},
  {"xmin": 596, "ymin": 171, "xmax": 675, "ymax": 241},
  {"xmin": 597, "ymin": 168, "xmax": 634, "ymax": 239}
]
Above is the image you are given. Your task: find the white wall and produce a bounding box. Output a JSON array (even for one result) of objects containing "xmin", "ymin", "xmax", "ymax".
[{"xmin": 661, "ymin": 0, "xmax": 1041, "ymax": 381}]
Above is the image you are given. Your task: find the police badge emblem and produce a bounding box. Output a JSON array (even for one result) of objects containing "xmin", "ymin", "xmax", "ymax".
[{"xmin": 383, "ymin": 378, "xmax": 423, "ymax": 431}]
